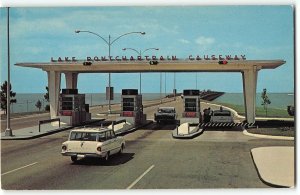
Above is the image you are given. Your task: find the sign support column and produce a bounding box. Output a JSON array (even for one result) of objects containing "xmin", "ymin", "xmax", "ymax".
[
  {"xmin": 65, "ymin": 72, "xmax": 78, "ymax": 89},
  {"xmin": 47, "ymin": 71, "xmax": 61, "ymax": 119},
  {"xmin": 242, "ymin": 66, "xmax": 258, "ymax": 124}
]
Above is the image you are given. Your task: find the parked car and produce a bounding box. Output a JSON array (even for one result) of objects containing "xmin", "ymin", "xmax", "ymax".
[
  {"xmin": 210, "ymin": 109, "xmax": 234, "ymax": 123},
  {"xmin": 154, "ymin": 107, "xmax": 177, "ymax": 124},
  {"xmin": 61, "ymin": 127, "xmax": 125, "ymax": 162}
]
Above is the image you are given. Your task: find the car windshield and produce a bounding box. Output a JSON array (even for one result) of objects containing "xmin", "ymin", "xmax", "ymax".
[
  {"xmin": 158, "ymin": 108, "xmax": 174, "ymax": 113},
  {"xmin": 69, "ymin": 132, "xmax": 100, "ymax": 141}
]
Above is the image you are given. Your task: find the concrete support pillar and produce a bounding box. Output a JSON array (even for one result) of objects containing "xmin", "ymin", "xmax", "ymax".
[
  {"xmin": 65, "ymin": 72, "xmax": 78, "ymax": 89},
  {"xmin": 242, "ymin": 66, "xmax": 258, "ymax": 123},
  {"xmin": 47, "ymin": 71, "xmax": 61, "ymax": 119}
]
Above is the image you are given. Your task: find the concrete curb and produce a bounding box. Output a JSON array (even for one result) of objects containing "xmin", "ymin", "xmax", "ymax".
[
  {"xmin": 172, "ymin": 128, "xmax": 204, "ymax": 139},
  {"xmin": 243, "ymin": 130, "xmax": 294, "ymax": 141},
  {"xmin": 115, "ymin": 121, "xmax": 153, "ymax": 136}
]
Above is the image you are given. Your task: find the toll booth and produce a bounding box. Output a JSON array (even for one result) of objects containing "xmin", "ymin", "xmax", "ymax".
[
  {"xmin": 180, "ymin": 89, "xmax": 201, "ymax": 124},
  {"xmin": 58, "ymin": 89, "xmax": 91, "ymax": 126},
  {"xmin": 119, "ymin": 89, "xmax": 146, "ymax": 126}
]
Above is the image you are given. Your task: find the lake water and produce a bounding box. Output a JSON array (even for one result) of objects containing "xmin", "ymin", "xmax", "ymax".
[
  {"xmin": 213, "ymin": 93, "xmax": 294, "ymax": 110},
  {"xmin": 9, "ymin": 93, "xmax": 164, "ymax": 113},
  {"xmin": 8, "ymin": 92, "xmax": 294, "ymax": 113}
]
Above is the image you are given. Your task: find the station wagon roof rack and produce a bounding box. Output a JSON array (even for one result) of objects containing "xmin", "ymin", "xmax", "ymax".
[{"xmin": 71, "ymin": 126, "xmax": 111, "ymax": 132}]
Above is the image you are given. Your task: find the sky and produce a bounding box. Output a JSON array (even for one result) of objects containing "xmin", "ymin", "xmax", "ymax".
[{"xmin": 0, "ymin": 5, "xmax": 294, "ymax": 94}]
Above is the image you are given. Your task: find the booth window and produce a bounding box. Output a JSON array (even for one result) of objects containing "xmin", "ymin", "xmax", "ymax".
[
  {"xmin": 185, "ymin": 98, "xmax": 197, "ymax": 112},
  {"xmin": 61, "ymin": 97, "xmax": 73, "ymax": 110},
  {"xmin": 123, "ymin": 98, "xmax": 134, "ymax": 111}
]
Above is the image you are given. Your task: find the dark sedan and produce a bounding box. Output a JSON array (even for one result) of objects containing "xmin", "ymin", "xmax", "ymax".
[{"xmin": 154, "ymin": 107, "xmax": 177, "ymax": 124}]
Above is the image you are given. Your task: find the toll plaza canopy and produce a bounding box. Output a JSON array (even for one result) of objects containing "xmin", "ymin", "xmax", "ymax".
[
  {"xmin": 15, "ymin": 59, "xmax": 285, "ymax": 124},
  {"xmin": 15, "ymin": 59, "xmax": 285, "ymax": 73}
]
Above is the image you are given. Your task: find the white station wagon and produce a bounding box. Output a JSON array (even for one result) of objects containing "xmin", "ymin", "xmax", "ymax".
[{"xmin": 61, "ymin": 127, "xmax": 125, "ymax": 162}]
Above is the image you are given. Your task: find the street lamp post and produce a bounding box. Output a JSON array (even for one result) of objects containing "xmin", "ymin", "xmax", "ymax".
[
  {"xmin": 5, "ymin": 7, "xmax": 13, "ymax": 136},
  {"xmin": 122, "ymin": 48, "xmax": 159, "ymax": 95},
  {"xmin": 165, "ymin": 72, "xmax": 167, "ymax": 97},
  {"xmin": 196, "ymin": 73, "xmax": 198, "ymax": 89},
  {"xmin": 173, "ymin": 72, "xmax": 176, "ymax": 101},
  {"xmin": 160, "ymin": 72, "xmax": 162, "ymax": 104},
  {"xmin": 75, "ymin": 30, "xmax": 145, "ymax": 113}
]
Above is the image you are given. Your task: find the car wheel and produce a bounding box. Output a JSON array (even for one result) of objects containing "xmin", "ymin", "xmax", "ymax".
[
  {"xmin": 119, "ymin": 144, "xmax": 124, "ymax": 154},
  {"xmin": 71, "ymin": 156, "xmax": 77, "ymax": 162}
]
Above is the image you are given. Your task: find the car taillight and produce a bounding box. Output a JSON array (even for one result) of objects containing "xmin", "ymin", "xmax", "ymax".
[
  {"xmin": 97, "ymin": 147, "xmax": 101, "ymax": 152},
  {"xmin": 62, "ymin": 145, "xmax": 67, "ymax": 150}
]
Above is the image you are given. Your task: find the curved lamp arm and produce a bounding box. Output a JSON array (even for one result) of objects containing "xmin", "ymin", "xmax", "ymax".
[
  {"xmin": 75, "ymin": 30, "xmax": 109, "ymax": 45},
  {"xmin": 122, "ymin": 48, "xmax": 141, "ymax": 55},
  {"xmin": 142, "ymin": 48, "xmax": 159, "ymax": 55},
  {"xmin": 111, "ymin": 32, "xmax": 145, "ymax": 45}
]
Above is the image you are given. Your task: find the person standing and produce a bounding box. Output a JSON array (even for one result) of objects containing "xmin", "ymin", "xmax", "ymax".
[{"xmin": 203, "ymin": 107, "xmax": 211, "ymax": 123}]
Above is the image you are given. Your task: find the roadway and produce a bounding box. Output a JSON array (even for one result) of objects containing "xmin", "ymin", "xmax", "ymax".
[
  {"xmin": 0, "ymin": 97, "xmax": 175, "ymax": 132},
  {"xmin": 1, "ymin": 97, "xmax": 294, "ymax": 189},
  {"xmin": 1, "ymin": 122, "xmax": 294, "ymax": 189}
]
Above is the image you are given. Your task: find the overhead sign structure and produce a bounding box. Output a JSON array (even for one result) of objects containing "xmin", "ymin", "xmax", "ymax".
[
  {"xmin": 15, "ymin": 58, "xmax": 285, "ymax": 124},
  {"xmin": 50, "ymin": 54, "xmax": 246, "ymax": 62}
]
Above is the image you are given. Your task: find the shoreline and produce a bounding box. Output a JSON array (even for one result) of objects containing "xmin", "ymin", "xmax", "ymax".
[
  {"xmin": 7, "ymin": 92, "xmax": 293, "ymax": 112},
  {"xmin": 1, "ymin": 91, "xmax": 294, "ymax": 120},
  {"xmin": 1, "ymin": 99, "xmax": 293, "ymax": 121}
]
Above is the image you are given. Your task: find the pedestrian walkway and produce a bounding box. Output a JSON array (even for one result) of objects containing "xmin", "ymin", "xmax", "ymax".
[
  {"xmin": 251, "ymin": 146, "xmax": 294, "ymax": 188},
  {"xmin": 1, "ymin": 119, "xmax": 104, "ymax": 140}
]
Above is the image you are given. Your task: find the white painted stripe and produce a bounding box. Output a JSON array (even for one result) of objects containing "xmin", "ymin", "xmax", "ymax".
[
  {"xmin": 126, "ymin": 165, "xmax": 155, "ymax": 189},
  {"xmin": 2, "ymin": 162, "xmax": 38, "ymax": 176}
]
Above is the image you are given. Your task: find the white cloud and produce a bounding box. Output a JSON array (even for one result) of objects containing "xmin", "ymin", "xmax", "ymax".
[
  {"xmin": 178, "ymin": 39, "xmax": 190, "ymax": 44},
  {"xmin": 195, "ymin": 36, "xmax": 215, "ymax": 46}
]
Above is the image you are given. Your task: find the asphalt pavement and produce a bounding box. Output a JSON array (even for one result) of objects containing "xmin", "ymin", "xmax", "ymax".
[
  {"xmin": 1, "ymin": 122, "xmax": 295, "ymax": 189},
  {"xmin": 0, "ymin": 97, "xmax": 295, "ymax": 189}
]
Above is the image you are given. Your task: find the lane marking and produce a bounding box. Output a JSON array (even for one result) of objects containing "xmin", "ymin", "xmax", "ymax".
[
  {"xmin": 126, "ymin": 165, "xmax": 155, "ymax": 189},
  {"xmin": 1, "ymin": 162, "xmax": 38, "ymax": 176}
]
